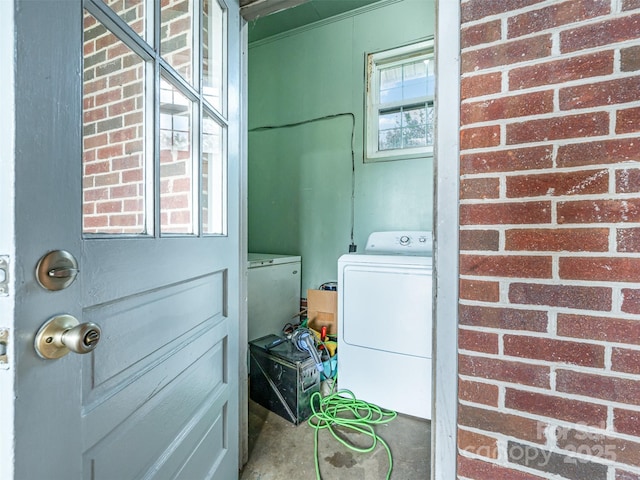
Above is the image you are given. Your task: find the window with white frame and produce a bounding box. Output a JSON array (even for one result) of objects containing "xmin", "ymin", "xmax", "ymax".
[{"xmin": 365, "ymin": 40, "xmax": 434, "ymax": 162}]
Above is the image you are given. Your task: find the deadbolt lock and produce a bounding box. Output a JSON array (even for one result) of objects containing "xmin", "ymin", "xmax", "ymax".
[
  {"xmin": 36, "ymin": 250, "xmax": 79, "ymax": 291},
  {"xmin": 35, "ymin": 315, "xmax": 101, "ymax": 359}
]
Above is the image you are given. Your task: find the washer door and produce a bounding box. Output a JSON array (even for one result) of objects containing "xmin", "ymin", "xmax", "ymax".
[{"xmin": 341, "ymin": 264, "xmax": 432, "ymax": 358}]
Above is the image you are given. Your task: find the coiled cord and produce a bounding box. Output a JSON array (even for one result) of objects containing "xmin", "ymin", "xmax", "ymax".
[{"xmin": 307, "ymin": 389, "xmax": 397, "ymax": 480}]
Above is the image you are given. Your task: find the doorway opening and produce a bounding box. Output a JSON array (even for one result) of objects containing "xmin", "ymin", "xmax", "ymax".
[{"xmin": 240, "ymin": 0, "xmax": 460, "ymax": 477}]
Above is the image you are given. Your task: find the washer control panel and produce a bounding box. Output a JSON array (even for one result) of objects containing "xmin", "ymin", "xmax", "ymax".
[{"xmin": 365, "ymin": 231, "xmax": 432, "ymax": 255}]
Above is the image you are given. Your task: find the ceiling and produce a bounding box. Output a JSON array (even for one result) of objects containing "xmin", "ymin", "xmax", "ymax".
[{"xmin": 243, "ymin": 0, "xmax": 383, "ymax": 43}]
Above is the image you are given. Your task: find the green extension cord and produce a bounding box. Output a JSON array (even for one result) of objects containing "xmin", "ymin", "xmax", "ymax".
[{"xmin": 307, "ymin": 389, "xmax": 398, "ymax": 480}]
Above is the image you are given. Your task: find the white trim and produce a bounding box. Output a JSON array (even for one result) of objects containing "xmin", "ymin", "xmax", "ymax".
[
  {"xmin": 239, "ymin": 15, "xmax": 249, "ymax": 468},
  {"xmin": 432, "ymin": 0, "xmax": 460, "ymax": 479},
  {"xmin": 0, "ymin": 2, "xmax": 15, "ymax": 479}
]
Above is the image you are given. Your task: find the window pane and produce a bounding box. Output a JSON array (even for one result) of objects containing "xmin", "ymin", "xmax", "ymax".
[
  {"xmin": 379, "ymin": 110, "xmax": 401, "ymax": 131},
  {"xmin": 83, "ymin": 12, "xmax": 147, "ymax": 234},
  {"xmin": 401, "ymin": 105, "xmax": 427, "ymax": 129},
  {"xmin": 202, "ymin": 112, "xmax": 225, "ymax": 234},
  {"xmin": 425, "ymin": 58, "xmax": 435, "ymax": 97},
  {"xmin": 161, "ymin": 0, "xmax": 193, "ymax": 85},
  {"xmin": 426, "ymin": 103, "xmax": 435, "ymax": 146},
  {"xmin": 379, "ymin": 58, "xmax": 431, "ymax": 105},
  {"xmin": 379, "ymin": 128, "xmax": 402, "ymax": 151},
  {"xmin": 160, "ymin": 78, "xmax": 194, "ymax": 234},
  {"xmin": 378, "ymin": 105, "xmax": 429, "ymax": 151},
  {"xmin": 379, "ymin": 65, "xmax": 402, "ymax": 103},
  {"xmin": 402, "ymin": 60, "xmax": 427, "ymax": 100},
  {"xmin": 404, "ymin": 126, "xmax": 427, "ymax": 147},
  {"xmin": 100, "ymin": 0, "xmax": 146, "ymax": 40},
  {"xmin": 203, "ymin": 0, "xmax": 224, "ymax": 111}
]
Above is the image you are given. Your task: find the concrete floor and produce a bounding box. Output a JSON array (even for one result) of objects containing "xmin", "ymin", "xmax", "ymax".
[{"xmin": 240, "ymin": 398, "xmax": 431, "ymax": 480}]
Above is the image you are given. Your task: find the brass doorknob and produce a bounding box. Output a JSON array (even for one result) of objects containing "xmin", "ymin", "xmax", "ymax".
[{"xmin": 34, "ymin": 315, "xmax": 101, "ymax": 359}]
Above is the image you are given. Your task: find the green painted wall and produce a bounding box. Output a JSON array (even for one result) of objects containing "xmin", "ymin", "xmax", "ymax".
[{"xmin": 248, "ymin": 0, "xmax": 435, "ymax": 294}]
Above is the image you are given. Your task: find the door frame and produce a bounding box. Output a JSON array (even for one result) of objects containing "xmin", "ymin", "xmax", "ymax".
[
  {"xmin": 0, "ymin": 2, "xmax": 15, "ymax": 479},
  {"xmin": 431, "ymin": 0, "xmax": 460, "ymax": 479},
  {"xmin": 239, "ymin": 15, "xmax": 250, "ymax": 468}
]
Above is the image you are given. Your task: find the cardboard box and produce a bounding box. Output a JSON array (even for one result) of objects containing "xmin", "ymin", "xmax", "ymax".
[{"xmin": 306, "ymin": 289, "xmax": 338, "ymax": 335}]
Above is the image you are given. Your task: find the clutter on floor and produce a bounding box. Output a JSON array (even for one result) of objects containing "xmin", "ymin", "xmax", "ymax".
[
  {"xmin": 241, "ymin": 398, "xmax": 431, "ymax": 480},
  {"xmin": 249, "ymin": 333, "xmax": 321, "ymax": 425},
  {"xmin": 245, "ymin": 279, "xmax": 430, "ymax": 479},
  {"xmin": 248, "ymin": 281, "xmax": 340, "ymax": 425}
]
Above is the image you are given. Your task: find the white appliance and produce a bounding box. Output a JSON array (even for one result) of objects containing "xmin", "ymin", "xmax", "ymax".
[
  {"xmin": 248, "ymin": 253, "xmax": 302, "ymax": 341},
  {"xmin": 338, "ymin": 231, "xmax": 433, "ymax": 419}
]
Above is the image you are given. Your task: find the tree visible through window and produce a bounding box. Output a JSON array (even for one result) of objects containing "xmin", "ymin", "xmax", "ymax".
[{"xmin": 365, "ymin": 40, "xmax": 434, "ymax": 162}]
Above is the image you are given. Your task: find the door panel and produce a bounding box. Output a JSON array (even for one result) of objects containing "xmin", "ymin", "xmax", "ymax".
[
  {"xmin": 82, "ymin": 313, "xmax": 227, "ymax": 449},
  {"xmin": 84, "ymin": 342, "xmax": 227, "ymax": 479},
  {"xmin": 11, "ymin": 1, "xmax": 241, "ymax": 479},
  {"xmin": 84, "ymin": 273, "xmax": 224, "ymax": 387}
]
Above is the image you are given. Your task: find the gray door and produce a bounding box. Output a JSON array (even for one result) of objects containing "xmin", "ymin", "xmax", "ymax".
[{"xmin": 7, "ymin": 0, "xmax": 241, "ymax": 478}]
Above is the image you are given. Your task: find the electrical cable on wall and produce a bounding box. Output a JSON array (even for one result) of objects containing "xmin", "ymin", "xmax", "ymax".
[{"xmin": 249, "ymin": 112, "xmax": 357, "ymax": 251}]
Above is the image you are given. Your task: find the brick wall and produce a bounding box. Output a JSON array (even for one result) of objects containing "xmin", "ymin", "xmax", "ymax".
[{"xmin": 458, "ymin": 1, "xmax": 640, "ymax": 479}]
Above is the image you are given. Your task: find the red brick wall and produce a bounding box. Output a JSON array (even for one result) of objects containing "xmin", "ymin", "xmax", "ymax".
[{"xmin": 458, "ymin": 1, "xmax": 640, "ymax": 479}]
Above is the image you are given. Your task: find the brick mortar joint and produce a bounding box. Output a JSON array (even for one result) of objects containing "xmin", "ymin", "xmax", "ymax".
[
  {"xmin": 458, "ymin": 399, "xmax": 640, "ymax": 439},
  {"xmin": 461, "ymin": 105, "xmax": 626, "ymax": 131},
  {"xmin": 458, "ymin": 328, "xmax": 640, "ymax": 352},
  {"xmin": 461, "ymin": 46, "xmax": 640, "ymax": 84},
  {"xmin": 458, "ymin": 302, "xmax": 640, "ymax": 320},
  {"xmin": 461, "ymin": 6, "xmax": 640, "ymax": 36},
  {"xmin": 459, "ymin": 206, "xmax": 638, "ymax": 215},
  {"xmin": 459, "ymin": 132, "xmax": 640, "ymax": 157},
  {"xmin": 459, "ymin": 250, "xmax": 640, "ymax": 257},
  {"xmin": 461, "ymin": 0, "xmax": 609, "ymax": 27},
  {"xmin": 458, "ymin": 276, "xmax": 638, "ymax": 296},
  {"xmin": 462, "ymin": 72, "xmax": 640, "ymax": 105},
  {"xmin": 459, "ymin": 352, "xmax": 640, "ymax": 382},
  {"xmin": 460, "ymin": 164, "xmax": 640, "ymax": 179}
]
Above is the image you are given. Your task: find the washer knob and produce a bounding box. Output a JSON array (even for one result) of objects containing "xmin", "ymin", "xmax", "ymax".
[{"xmin": 400, "ymin": 235, "xmax": 410, "ymax": 246}]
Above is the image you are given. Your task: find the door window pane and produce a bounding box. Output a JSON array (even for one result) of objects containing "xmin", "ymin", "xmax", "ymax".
[
  {"xmin": 161, "ymin": 0, "xmax": 194, "ymax": 85},
  {"xmin": 160, "ymin": 78, "xmax": 194, "ymax": 234},
  {"xmin": 100, "ymin": 0, "xmax": 146, "ymax": 40},
  {"xmin": 202, "ymin": 112, "xmax": 225, "ymax": 234},
  {"xmin": 203, "ymin": 0, "xmax": 224, "ymax": 111},
  {"xmin": 83, "ymin": 0, "xmax": 227, "ymax": 237},
  {"xmin": 83, "ymin": 12, "xmax": 147, "ymax": 234}
]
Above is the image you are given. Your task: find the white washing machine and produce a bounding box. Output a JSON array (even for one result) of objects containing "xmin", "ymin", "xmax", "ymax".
[{"xmin": 338, "ymin": 231, "xmax": 432, "ymax": 419}]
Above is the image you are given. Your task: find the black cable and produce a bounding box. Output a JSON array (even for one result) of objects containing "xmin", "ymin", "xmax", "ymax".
[{"xmin": 249, "ymin": 113, "xmax": 356, "ymax": 248}]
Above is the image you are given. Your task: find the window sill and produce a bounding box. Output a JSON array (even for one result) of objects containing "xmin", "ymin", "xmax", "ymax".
[{"xmin": 364, "ymin": 147, "xmax": 433, "ymax": 163}]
